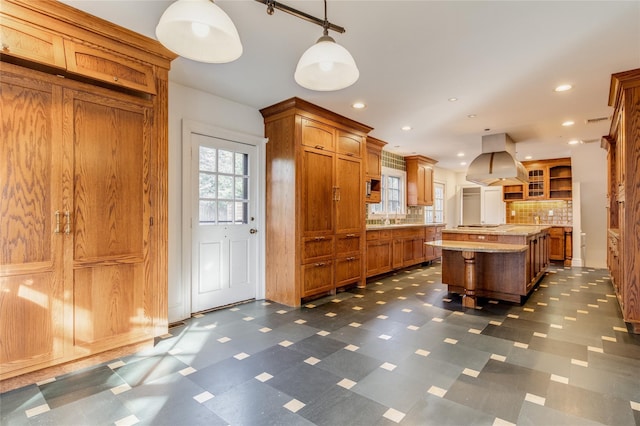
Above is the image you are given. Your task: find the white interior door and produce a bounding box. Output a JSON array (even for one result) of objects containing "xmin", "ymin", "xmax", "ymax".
[
  {"xmin": 482, "ymin": 187, "xmax": 506, "ymax": 224},
  {"xmin": 190, "ymin": 133, "xmax": 258, "ymax": 312}
]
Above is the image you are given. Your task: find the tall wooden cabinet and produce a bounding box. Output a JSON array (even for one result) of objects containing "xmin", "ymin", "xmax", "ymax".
[
  {"xmin": 0, "ymin": 0, "xmax": 174, "ymax": 382},
  {"xmin": 405, "ymin": 155, "xmax": 437, "ymax": 206},
  {"xmin": 602, "ymin": 68, "xmax": 640, "ymax": 334},
  {"xmin": 261, "ymin": 98, "xmax": 372, "ymax": 306}
]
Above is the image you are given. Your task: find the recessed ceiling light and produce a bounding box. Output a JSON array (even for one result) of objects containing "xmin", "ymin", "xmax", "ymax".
[
  {"xmin": 555, "ymin": 84, "xmax": 572, "ymax": 92},
  {"xmin": 562, "ymin": 120, "xmax": 575, "ymax": 127},
  {"xmin": 467, "ymin": 114, "xmax": 477, "ymax": 118},
  {"xmin": 460, "ymin": 161, "xmax": 467, "ymax": 166},
  {"xmin": 457, "ymin": 152, "xmax": 465, "ymax": 157},
  {"xmin": 394, "ymin": 145, "xmax": 401, "ymax": 148},
  {"xmin": 525, "ymin": 155, "xmax": 533, "ymax": 160},
  {"xmin": 401, "ymin": 126, "xmax": 412, "ymax": 131},
  {"xmin": 568, "ymin": 139, "xmax": 582, "ymax": 145},
  {"xmin": 352, "ymin": 102, "xmax": 366, "ymax": 109},
  {"xmin": 448, "ymin": 97, "xmax": 458, "ymax": 102}
]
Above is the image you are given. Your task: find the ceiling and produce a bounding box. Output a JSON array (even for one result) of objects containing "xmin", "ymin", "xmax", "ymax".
[{"xmin": 60, "ymin": 0, "xmax": 640, "ymax": 172}]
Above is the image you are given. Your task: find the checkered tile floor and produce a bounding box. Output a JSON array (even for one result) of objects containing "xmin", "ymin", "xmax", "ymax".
[{"xmin": 2, "ymin": 263, "xmax": 640, "ymax": 425}]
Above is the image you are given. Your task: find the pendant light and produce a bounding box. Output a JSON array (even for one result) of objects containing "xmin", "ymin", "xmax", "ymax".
[
  {"xmin": 294, "ymin": 1, "xmax": 359, "ymax": 91},
  {"xmin": 156, "ymin": 0, "xmax": 242, "ymax": 63}
]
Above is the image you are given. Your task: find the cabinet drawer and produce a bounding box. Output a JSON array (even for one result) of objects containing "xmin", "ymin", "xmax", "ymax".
[
  {"xmin": 302, "ymin": 235, "xmax": 334, "ymax": 262},
  {"xmin": 301, "ymin": 117, "xmax": 334, "ymax": 151},
  {"xmin": 336, "ymin": 255, "xmax": 361, "ymax": 286},
  {"xmin": 64, "ymin": 40, "xmax": 156, "ymax": 94},
  {"xmin": 336, "ymin": 233, "xmax": 360, "ymax": 254},
  {"xmin": 301, "ymin": 261, "xmax": 334, "ymax": 297},
  {"xmin": 366, "ymin": 230, "xmax": 380, "ymax": 241},
  {"xmin": 1, "ymin": 17, "xmax": 66, "ymax": 69},
  {"xmin": 337, "ymin": 131, "xmax": 363, "ymax": 158}
]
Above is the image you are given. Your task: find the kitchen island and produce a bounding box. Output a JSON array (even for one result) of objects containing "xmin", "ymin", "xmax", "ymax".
[{"xmin": 430, "ymin": 225, "xmax": 551, "ymax": 306}]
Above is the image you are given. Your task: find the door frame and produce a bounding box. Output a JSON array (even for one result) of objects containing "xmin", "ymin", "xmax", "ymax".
[{"xmin": 181, "ymin": 119, "xmax": 267, "ymax": 316}]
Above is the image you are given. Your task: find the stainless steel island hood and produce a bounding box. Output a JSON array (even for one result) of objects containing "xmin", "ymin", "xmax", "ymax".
[{"xmin": 465, "ymin": 133, "xmax": 529, "ymax": 186}]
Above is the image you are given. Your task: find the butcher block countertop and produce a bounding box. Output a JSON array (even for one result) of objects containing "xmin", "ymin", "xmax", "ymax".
[{"xmin": 426, "ymin": 240, "xmax": 528, "ymax": 253}]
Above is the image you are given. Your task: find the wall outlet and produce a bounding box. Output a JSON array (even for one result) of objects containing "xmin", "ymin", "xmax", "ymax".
[
  {"xmin": 511, "ymin": 210, "xmax": 516, "ymax": 216},
  {"xmin": 548, "ymin": 210, "xmax": 554, "ymax": 216}
]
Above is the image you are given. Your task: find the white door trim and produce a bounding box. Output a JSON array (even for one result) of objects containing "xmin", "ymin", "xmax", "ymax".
[{"xmin": 181, "ymin": 119, "xmax": 267, "ymax": 316}]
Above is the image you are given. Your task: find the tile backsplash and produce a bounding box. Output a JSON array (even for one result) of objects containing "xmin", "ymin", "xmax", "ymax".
[{"xmin": 506, "ymin": 200, "xmax": 572, "ymax": 225}]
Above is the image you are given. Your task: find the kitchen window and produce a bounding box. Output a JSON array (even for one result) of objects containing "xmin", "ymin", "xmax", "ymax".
[
  {"xmin": 369, "ymin": 167, "xmax": 406, "ymax": 216},
  {"xmin": 426, "ymin": 182, "xmax": 445, "ymax": 223}
]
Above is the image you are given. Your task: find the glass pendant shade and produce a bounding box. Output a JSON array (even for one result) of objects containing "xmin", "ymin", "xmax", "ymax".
[
  {"xmin": 155, "ymin": 0, "xmax": 242, "ymax": 63},
  {"xmin": 294, "ymin": 35, "xmax": 359, "ymax": 91}
]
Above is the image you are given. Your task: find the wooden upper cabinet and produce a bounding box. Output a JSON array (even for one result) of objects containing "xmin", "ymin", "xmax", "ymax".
[
  {"xmin": 301, "ymin": 117, "xmax": 335, "ymax": 151},
  {"xmin": 337, "ymin": 131, "xmax": 363, "ymax": 158},
  {"xmin": 301, "ymin": 148, "xmax": 334, "ymax": 235},
  {"xmin": 405, "ymin": 155, "xmax": 437, "ymax": 206},
  {"xmin": 64, "ymin": 40, "xmax": 156, "ymax": 94},
  {"xmin": 366, "ymin": 136, "xmax": 385, "ymax": 179},
  {"xmin": 335, "ymin": 155, "xmax": 363, "ymax": 234},
  {"xmin": 502, "ymin": 158, "xmax": 572, "ymax": 201},
  {"xmin": 0, "ymin": 16, "xmax": 66, "ymax": 69}
]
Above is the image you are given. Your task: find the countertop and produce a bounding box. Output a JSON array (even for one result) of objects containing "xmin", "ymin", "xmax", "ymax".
[
  {"xmin": 443, "ymin": 224, "xmax": 551, "ymax": 237},
  {"xmin": 366, "ymin": 223, "xmax": 445, "ymax": 230},
  {"xmin": 426, "ymin": 239, "xmax": 528, "ymax": 253}
]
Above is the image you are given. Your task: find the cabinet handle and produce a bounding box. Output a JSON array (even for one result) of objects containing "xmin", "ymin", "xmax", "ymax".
[
  {"xmin": 314, "ymin": 236, "xmax": 325, "ymax": 241},
  {"xmin": 335, "ymin": 187, "xmax": 341, "ymax": 201},
  {"xmin": 54, "ymin": 210, "xmax": 61, "ymax": 234},
  {"xmin": 113, "ymin": 76, "xmax": 119, "ymax": 82},
  {"xmin": 314, "ymin": 145, "xmax": 324, "ymax": 150},
  {"xmin": 346, "ymin": 233, "xmax": 356, "ymax": 238},
  {"xmin": 347, "ymin": 256, "xmax": 356, "ymax": 261},
  {"xmin": 2, "ymin": 43, "xmax": 9, "ymax": 52},
  {"xmin": 64, "ymin": 211, "xmax": 71, "ymax": 235},
  {"xmin": 346, "ymin": 152, "xmax": 354, "ymax": 157},
  {"xmin": 314, "ymin": 262, "xmax": 326, "ymax": 267}
]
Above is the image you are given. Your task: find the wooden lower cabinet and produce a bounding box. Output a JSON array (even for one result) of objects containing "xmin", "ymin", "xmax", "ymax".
[
  {"xmin": 366, "ymin": 225, "xmax": 443, "ymax": 278},
  {"xmin": 549, "ymin": 226, "xmax": 572, "ymax": 266},
  {"xmin": 301, "ymin": 261, "xmax": 334, "ymax": 297}
]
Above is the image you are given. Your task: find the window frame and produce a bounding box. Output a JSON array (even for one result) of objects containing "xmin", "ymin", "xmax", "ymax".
[
  {"xmin": 425, "ymin": 181, "xmax": 445, "ymax": 224},
  {"xmin": 369, "ymin": 166, "xmax": 407, "ymax": 218}
]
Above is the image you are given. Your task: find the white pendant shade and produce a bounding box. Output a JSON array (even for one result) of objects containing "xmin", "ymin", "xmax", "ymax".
[
  {"xmin": 155, "ymin": 0, "xmax": 242, "ymax": 63},
  {"xmin": 294, "ymin": 36, "xmax": 359, "ymax": 91}
]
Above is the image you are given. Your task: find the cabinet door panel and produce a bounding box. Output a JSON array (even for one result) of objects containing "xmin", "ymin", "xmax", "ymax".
[
  {"xmin": 0, "ymin": 17, "xmax": 66, "ymax": 69},
  {"xmin": 337, "ymin": 131, "xmax": 362, "ymax": 158},
  {"xmin": 0, "ymin": 73, "xmax": 64, "ymax": 373},
  {"xmin": 301, "ymin": 149, "xmax": 334, "ymax": 235},
  {"xmin": 336, "ymin": 255, "xmax": 361, "ymax": 286},
  {"xmin": 66, "ymin": 89, "xmax": 152, "ymax": 348},
  {"xmin": 335, "ymin": 156, "xmax": 362, "ymax": 234},
  {"xmin": 301, "ymin": 118, "xmax": 334, "ymax": 151},
  {"xmin": 301, "ymin": 261, "xmax": 333, "ymax": 297}
]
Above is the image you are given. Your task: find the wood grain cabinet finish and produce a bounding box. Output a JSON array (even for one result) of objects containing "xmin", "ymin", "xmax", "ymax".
[
  {"xmin": 602, "ymin": 68, "xmax": 640, "ymax": 333},
  {"xmin": 405, "ymin": 155, "xmax": 437, "ymax": 206},
  {"xmin": 0, "ymin": 0, "xmax": 174, "ymax": 382},
  {"xmin": 261, "ymin": 98, "xmax": 372, "ymax": 306},
  {"xmin": 502, "ymin": 158, "xmax": 572, "ymax": 201},
  {"xmin": 366, "ymin": 226, "xmax": 443, "ymax": 278},
  {"xmin": 365, "ymin": 136, "xmax": 386, "ymax": 204}
]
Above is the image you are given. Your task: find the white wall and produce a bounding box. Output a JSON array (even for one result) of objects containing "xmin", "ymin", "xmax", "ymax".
[
  {"xmin": 167, "ymin": 82, "xmax": 265, "ymax": 323},
  {"xmin": 570, "ymin": 143, "xmax": 607, "ymax": 268}
]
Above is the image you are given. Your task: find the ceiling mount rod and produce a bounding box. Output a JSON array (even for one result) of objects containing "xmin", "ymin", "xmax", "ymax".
[{"xmin": 255, "ymin": 0, "xmax": 346, "ymax": 34}]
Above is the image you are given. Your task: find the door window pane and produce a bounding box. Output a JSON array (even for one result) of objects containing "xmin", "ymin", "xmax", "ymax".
[{"xmin": 199, "ymin": 145, "xmax": 251, "ymax": 224}]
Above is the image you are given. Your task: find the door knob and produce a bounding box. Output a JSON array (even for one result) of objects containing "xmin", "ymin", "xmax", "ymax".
[{"xmin": 250, "ymin": 228, "xmax": 258, "ymax": 234}]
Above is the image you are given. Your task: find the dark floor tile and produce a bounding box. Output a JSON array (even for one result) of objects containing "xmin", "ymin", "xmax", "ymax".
[
  {"xmin": 402, "ymin": 394, "xmax": 496, "ymax": 426},
  {"xmin": 528, "ymin": 335, "xmax": 588, "ymax": 361},
  {"xmin": 545, "ymin": 381, "xmax": 636, "ymax": 425},
  {"xmin": 481, "ymin": 323, "xmax": 534, "ymax": 344},
  {"xmin": 316, "ymin": 348, "xmax": 382, "ymax": 382},
  {"xmin": 119, "ymin": 373, "xmax": 227, "ymax": 426},
  {"xmin": 204, "ymin": 379, "xmax": 311, "ymax": 425},
  {"xmin": 290, "ymin": 334, "xmax": 348, "ymax": 359},
  {"xmin": 352, "ymin": 368, "xmax": 425, "ymax": 413},
  {"xmin": 40, "ymin": 365, "xmax": 125, "ymax": 409},
  {"xmin": 266, "ymin": 363, "xmax": 342, "ymax": 404},
  {"xmin": 113, "ymin": 354, "xmax": 189, "ymax": 388},
  {"xmin": 517, "ymin": 401, "xmax": 606, "ymax": 426},
  {"xmin": 299, "ymin": 386, "xmax": 387, "ymax": 426},
  {"xmin": 478, "ymin": 359, "xmax": 550, "ymax": 396},
  {"xmin": 0, "ymin": 384, "xmax": 45, "ymax": 426},
  {"xmin": 445, "ymin": 373, "xmax": 525, "ymax": 424}
]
